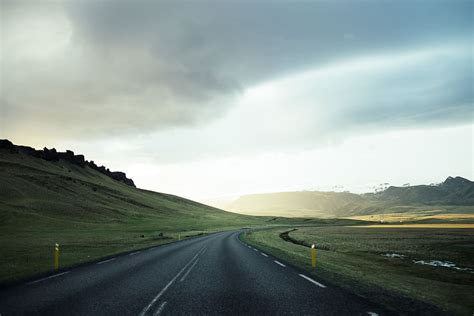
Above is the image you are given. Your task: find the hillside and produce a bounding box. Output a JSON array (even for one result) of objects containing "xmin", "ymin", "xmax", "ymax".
[
  {"xmin": 0, "ymin": 140, "xmax": 264, "ymax": 283},
  {"xmin": 228, "ymin": 177, "xmax": 474, "ymax": 217},
  {"xmin": 0, "ymin": 141, "xmax": 259, "ymax": 227}
]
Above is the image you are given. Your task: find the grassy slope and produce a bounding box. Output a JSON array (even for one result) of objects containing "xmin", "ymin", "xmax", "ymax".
[
  {"xmin": 0, "ymin": 150, "xmax": 266, "ymax": 284},
  {"xmin": 242, "ymin": 226, "xmax": 474, "ymax": 315}
]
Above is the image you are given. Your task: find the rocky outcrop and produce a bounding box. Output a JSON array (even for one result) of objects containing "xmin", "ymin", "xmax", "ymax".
[
  {"xmin": 110, "ymin": 171, "xmax": 135, "ymax": 187},
  {"xmin": 0, "ymin": 139, "xmax": 135, "ymax": 187},
  {"xmin": 0, "ymin": 139, "xmax": 15, "ymax": 151},
  {"xmin": 87, "ymin": 160, "xmax": 135, "ymax": 187}
]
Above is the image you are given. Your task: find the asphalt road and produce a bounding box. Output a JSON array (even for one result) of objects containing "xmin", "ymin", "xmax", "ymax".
[{"xmin": 0, "ymin": 231, "xmax": 388, "ymax": 315}]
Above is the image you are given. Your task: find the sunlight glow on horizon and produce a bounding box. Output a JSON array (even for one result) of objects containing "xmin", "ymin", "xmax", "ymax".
[{"xmin": 123, "ymin": 123, "xmax": 473, "ymax": 201}]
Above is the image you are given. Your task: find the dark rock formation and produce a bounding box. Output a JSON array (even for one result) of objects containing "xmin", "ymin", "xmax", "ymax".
[
  {"xmin": 0, "ymin": 139, "xmax": 15, "ymax": 151},
  {"xmin": 17, "ymin": 146, "xmax": 39, "ymax": 156},
  {"xmin": 110, "ymin": 171, "xmax": 135, "ymax": 187},
  {"xmin": 73, "ymin": 154, "xmax": 86, "ymax": 166},
  {"xmin": 85, "ymin": 160, "xmax": 135, "ymax": 187},
  {"xmin": 41, "ymin": 147, "xmax": 59, "ymax": 161},
  {"xmin": 0, "ymin": 139, "xmax": 135, "ymax": 187}
]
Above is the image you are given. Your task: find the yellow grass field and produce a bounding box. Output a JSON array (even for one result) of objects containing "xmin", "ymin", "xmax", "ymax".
[
  {"xmin": 348, "ymin": 211, "xmax": 474, "ymax": 223},
  {"xmin": 354, "ymin": 223, "xmax": 474, "ymax": 229}
]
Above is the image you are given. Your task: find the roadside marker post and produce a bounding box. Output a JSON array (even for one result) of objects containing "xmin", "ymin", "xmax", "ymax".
[
  {"xmin": 311, "ymin": 244, "xmax": 317, "ymax": 270},
  {"xmin": 54, "ymin": 243, "xmax": 60, "ymax": 272}
]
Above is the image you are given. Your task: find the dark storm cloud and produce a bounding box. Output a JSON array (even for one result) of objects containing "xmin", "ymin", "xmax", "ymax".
[
  {"xmin": 1, "ymin": 0, "xmax": 472, "ymax": 141},
  {"xmin": 66, "ymin": 0, "xmax": 472, "ymax": 90}
]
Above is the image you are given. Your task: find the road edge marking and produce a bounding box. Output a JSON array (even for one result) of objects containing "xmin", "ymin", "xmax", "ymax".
[
  {"xmin": 274, "ymin": 260, "xmax": 286, "ymax": 267},
  {"xmin": 97, "ymin": 258, "xmax": 116, "ymax": 265},
  {"xmin": 261, "ymin": 252, "xmax": 268, "ymax": 257},
  {"xmin": 298, "ymin": 274, "xmax": 326, "ymax": 288},
  {"xmin": 27, "ymin": 271, "xmax": 70, "ymax": 285}
]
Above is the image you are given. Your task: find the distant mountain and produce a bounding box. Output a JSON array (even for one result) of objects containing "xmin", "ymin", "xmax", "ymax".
[
  {"xmin": 368, "ymin": 176, "xmax": 474, "ymax": 205},
  {"xmin": 228, "ymin": 191, "xmax": 370, "ymax": 217},
  {"xmin": 229, "ymin": 176, "xmax": 474, "ymax": 217}
]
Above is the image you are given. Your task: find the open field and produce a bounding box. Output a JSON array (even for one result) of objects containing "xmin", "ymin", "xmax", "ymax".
[
  {"xmin": 348, "ymin": 209, "xmax": 474, "ymax": 224},
  {"xmin": 242, "ymin": 225, "xmax": 474, "ymax": 315},
  {"xmin": 356, "ymin": 223, "xmax": 474, "ymax": 229}
]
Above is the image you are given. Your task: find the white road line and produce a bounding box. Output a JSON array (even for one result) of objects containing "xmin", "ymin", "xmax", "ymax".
[
  {"xmin": 261, "ymin": 252, "xmax": 268, "ymax": 257},
  {"xmin": 129, "ymin": 251, "xmax": 140, "ymax": 256},
  {"xmin": 298, "ymin": 274, "xmax": 327, "ymax": 288},
  {"xmin": 27, "ymin": 271, "xmax": 70, "ymax": 285},
  {"xmin": 180, "ymin": 258, "xmax": 200, "ymax": 282},
  {"xmin": 253, "ymin": 248, "xmax": 258, "ymax": 252},
  {"xmin": 247, "ymin": 246, "xmax": 251, "ymax": 249},
  {"xmin": 153, "ymin": 301, "xmax": 168, "ymax": 316},
  {"xmin": 97, "ymin": 258, "xmax": 116, "ymax": 265},
  {"xmin": 140, "ymin": 247, "xmax": 206, "ymax": 316},
  {"xmin": 274, "ymin": 260, "xmax": 286, "ymax": 267}
]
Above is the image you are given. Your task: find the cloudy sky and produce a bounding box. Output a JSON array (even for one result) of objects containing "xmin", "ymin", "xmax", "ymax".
[{"xmin": 1, "ymin": 0, "xmax": 473, "ymax": 202}]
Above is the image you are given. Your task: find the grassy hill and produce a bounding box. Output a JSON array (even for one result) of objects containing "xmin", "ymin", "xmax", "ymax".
[
  {"xmin": 228, "ymin": 177, "xmax": 474, "ymax": 218},
  {"xmin": 0, "ymin": 145, "xmax": 265, "ymax": 284}
]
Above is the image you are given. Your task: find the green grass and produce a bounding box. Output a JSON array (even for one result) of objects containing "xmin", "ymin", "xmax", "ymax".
[
  {"xmin": 0, "ymin": 150, "xmax": 269, "ymax": 284},
  {"xmin": 242, "ymin": 225, "xmax": 474, "ymax": 315}
]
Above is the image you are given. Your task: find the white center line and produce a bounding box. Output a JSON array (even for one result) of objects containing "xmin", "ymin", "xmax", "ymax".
[
  {"xmin": 180, "ymin": 258, "xmax": 200, "ymax": 282},
  {"xmin": 129, "ymin": 251, "xmax": 140, "ymax": 256},
  {"xmin": 260, "ymin": 252, "xmax": 268, "ymax": 257},
  {"xmin": 140, "ymin": 247, "xmax": 206, "ymax": 316},
  {"xmin": 153, "ymin": 301, "xmax": 168, "ymax": 316},
  {"xmin": 298, "ymin": 274, "xmax": 327, "ymax": 288},
  {"xmin": 27, "ymin": 271, "xmax": 70, "ymax": 285},
  {"xmin": 97, "ymin": 258, "xmax": 116, "ymax": 265},
  {"xmin": 274, "ymin": 260, "xmax": 286, "ymax": 267}
]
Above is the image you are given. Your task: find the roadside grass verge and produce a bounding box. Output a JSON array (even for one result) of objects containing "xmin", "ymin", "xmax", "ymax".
[
  {"xmin": 241, "ymin": 226, "xmax": 474, "ymax": 315},
  {"xmin": 0, "ymin": 219, "xmax": 245, "ymax": 285}
]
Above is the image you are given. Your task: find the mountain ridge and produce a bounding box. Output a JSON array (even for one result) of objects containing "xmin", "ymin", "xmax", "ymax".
[{"xmin": 228, "ymin": 176, "xmax": 474, "ymax": 217}]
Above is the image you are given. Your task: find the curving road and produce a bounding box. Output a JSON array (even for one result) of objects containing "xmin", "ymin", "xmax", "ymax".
[{"xmin": 0, "ymin": 231, "xmax": 387, "ymax": 315}]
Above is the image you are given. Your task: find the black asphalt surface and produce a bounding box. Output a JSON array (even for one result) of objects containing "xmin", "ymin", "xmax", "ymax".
[{"xmin": 0, "ymin": 231, "xmax": 388, "ymax": 315}]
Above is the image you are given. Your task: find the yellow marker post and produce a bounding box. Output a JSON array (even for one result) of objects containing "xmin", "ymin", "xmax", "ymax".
[
  {"xmin": 311, "ymin": 244, "xmax": 317, "ymax": 270},
  {"xmin": 54, "ymin": 243, "xmax": 59, "ymax": 272}
]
